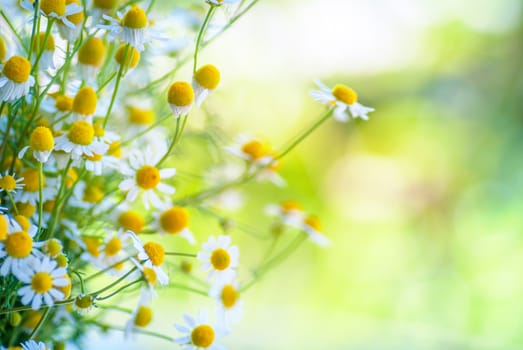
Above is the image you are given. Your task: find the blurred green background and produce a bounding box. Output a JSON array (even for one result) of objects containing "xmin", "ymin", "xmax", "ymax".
[{"xmin": 92, "ymin": 0, "xmax": 523, "ymax": 348}]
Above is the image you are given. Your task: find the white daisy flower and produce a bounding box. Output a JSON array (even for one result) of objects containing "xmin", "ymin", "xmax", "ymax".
[
  {"xmin": 300, "ymin": 215, "xmax": 331, "ymax": 247},
  {"xmin": 54, "ymin": 120, "xmax": 109, "ymax": 160},
  {"xmin": 224, "ymin": 134, "xmax": 273, "ymax": 166},
  {"xmin": 0, "ymin": 55, "xmax": 35, "ymax": 102},
  {"xmin": 77, "ymin": 235, "xmax": 103, "ymax": 268},
  {"xmin": 91, "ymin": 0, "xmax": 119, "ymax": 24},
  {"xmin": 20, "ymin": 340, "xmax": 48, "ymax": 350},
  {"xmin": 167, "ymin": 81, "xmax": 194, "ymax": 118},
  {"xmin": 56, "ymin": 0, "xmax": 85, "ymax": 42},
  {"xmin": 153, "ymin": 205, "xmax": 195, "ymax": 244},
  {"xmin": 98, "ymin": 229, "xmax": 134, "ymax": 266},
  {"xmin": 192, "ymin": 64, "xmax": 220, "ymax": 106},
  {"xmin": 14, "ymin": 169, "xmax": 58, "ymax": 206},
  {"xmin": 17, "ymin": 256, "xmax": 68, "ymax": 310},
  {"xmin": 209, "ymin": 279, "xmax": 243, "ymax": 329},
  {"xmin": 174, "ymin": 310, "xmax": 228, "ymax": 350},
  {"xmin": 40, "ymin": 93, "xmax": 74, "ymax": 128},
  {"xmin": 32, "ymin": 32, "xmax": 56, "ymax": 71},
  {"xmin": 130, "ymin": 233, "xmax": 169, "ymax": 285},
  {"xmin": 118, "ymin": 147, "xmax": 176, "ymax": 210},
  {"xmin": 18, "ymin": 126, "xmax": 55, "ymax": 163},
  {"xmin": 124, "ymin": 288, "xmax": 154, "ymax": 339},
  {"xmin": 99, "ymin": 6, "xmax": 152, "ymax": 51},
  {"xmin": 34, "ymin": 0, "xmax": 83, "ymax": 28},
  {"xmin": 0, "ymin": 171, "xmax": 24, "ymax": 193},
  {"xmin": 311, "ymin": 80, "xmax": 375, "ymax": 121},
  {"xmin": 77, "ymin": 37, "xmax": 106, "ymax": 83},
  {"xmin": 197, "ymin": 235, "xmax": 239, "ymax": 284},
  {"xmin": 265, "ymin": 200, "xmax": 305, "ymax": 227},
  {"xmin": 256, "ymin": 158, "xmax": 286, "ymax": 187}
]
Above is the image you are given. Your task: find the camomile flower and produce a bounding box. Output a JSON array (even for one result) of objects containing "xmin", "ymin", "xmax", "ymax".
[
  {"xmin": 17, "ymin": 256, "xmax": 68, "ymax": 310},
  {"xmin": 91, "ymin": 0, "xmax": 119, "ymax": 24},
  {"xmin": 192, "ymin": 64, "xmax": 220, "ymax": 106},
  {"xmin": 209, "ymin": 279, "xmax": 243, "ymax": 329},
  {"xmin": 119, "ymin": 147, "xmax": 176, "ymax": 210},
  {"xmin": 0, "ymin": 171, "xmax": 24, "ymax": 193},
  {"xmin": 311, "ymin": 80, "xmax": 374, "ymax": 121},
  {"xmin": 114, "ymin": 204, "xmax": 146, "ymax": 234},
  {"xmin": 73, "ymin": 294, "xmax": 95, "ymax": 314},
  {"xmin": 32, "ymin": 32, "xmax": 56, "ymax": 70},
  {"xmin": 77, "ymin": 37, "xmax": 106, "ymax": 83},
  {"xmin": 98, "ymin": 229, "xmax": 133, "ymax": 266},
  {"xmin": 125, "ymin": 289, "xmax": 154, "ymax": 339},
  {"xmin": 197, "ymin": 235, "xmax": 239, "ymax": 283},
  {"xmin": 54, "ymin": 120, "xmax": 109, "ymax": 160},
  {"xmin": 130, "ymin": 233, "xmax": 169, "ymax": 285},
  {"xmin": 256, "ymin": 157, "xmax": 285, "ymax": 187},
  {"xmin": 73, "ymin": 86, "xmax": 98, "ymax": 121},
  {"xmin": 57, "ymin": 0, "xmax": 85, "ymax": 41},
  {"xmin": 300, "ymin": 215, "xmax": 330, "ymax": 247},
  {"xmin": 77, "ymin": 236, "xmax": 103, "ymax": 267},
  {"xmin": 40, "ymin": 93, "xmax": 74, "ymax": 127},
  {"xmin": 224, "ymin": 134, "xmax": 273, "ymax": 166},
  {"xmin": 0, "ymin": 55, "xmax": 35, "ymax": 102},
  {"xmin": 153, "ymin": 206, "xmax": 195, "ymax": 244},
  {"xmin": 99, "ymin": 6, "xmax": 151, "ymax": 51},
  {"xmin": 127, "ymin": 105, "xmax": 155, "ymax": 129},
  {"xmin": 20, "ymin": 340, "xmax": 48, "ymax": 350},
  {"xmin": 0, "ymin": 221, "xmax": 44, "ymax": 279},
  {"xmin": 42, "ymin": 238, "xmax": 63, "ymax": 258},
  {"xmin": 14, "ymin": 168, "xmax": 58, "ymax": 206},
  {"xmin": 265, "ymin": 200, "xmax": 305, "ymax": 227},
  {"xmin": 114, "ymin": 44, "xmax": 141, "ymax": 71},
  {"xmin": 174, "ymin": 310, "xmax": 228, "ymax": 350},
  {"xmin": 168, "ymin": 81, "xmax": 194, "ymax": 118},
  {"xmin": 18, "ymin": 126, "xmax": 55, "ymax": 163},
  {"xmin": 29, "ymin": 0, "xmax": 83, "ymax": 29}
]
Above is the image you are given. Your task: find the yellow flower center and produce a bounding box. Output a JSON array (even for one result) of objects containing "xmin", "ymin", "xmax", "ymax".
[
  {"xmin": 68, "ymin": 120, "xmax": 94, "ymax": 145},
  {"xmin": 94, "ymin": 0, "xmax": 118, "ymax": 10},
  {"xmin": 304, "ymin": 215, "xmax": 322, "ymax": 231},
  {"xmin": 135, "ymin": 165, "xmax": 160, "ymax": 190},
  {"xmin": 31, "ymin": 272, "xmax": 53, "ymax": 294},
  {"xmin": 210, "ymin": 248, "xmax": 230, "ymax": 271},
  {"xmin": 241, "ymin": 140, "xmax": 267, "ymax": 160},
  {"xmin": 17, "ymin": 202, "xmax": 36, "ymax": 217},
  {"xmin": 0, "ymin": 215, "xmax": 8, "ymax": 241},
  {"xmin": 108, "ymin": 141, "xmax": 121, "ymax": 158},
  {"xmin": 57, "ymin": 274, "xmax": 71, "ymax": 298},
  {"xmin": 122, "ymin": 6, "xmax": 147, "ymax": 29},
  {"xmin": 191, "ymin": 325, "xmax": 215, "ymax": 348},
  {"xmin": 73, "ymin": 87, "xmax": 97, "ymax": 116},
  {"xmin": 29, "ymin": 126, "xmax": 54, "ymax": 151},
  {"xmin": 65, "ymin": 0, "xmax": 84, "ymax": 25},
  {"xmin": 0, "ymin": 175, "xmax": 17, "ymax": 191},
  {"xmin": 3, "ymin": 56, "xmax": 31, "ymax": 83},
  {"xmin": 56, "ymin": 254, "xmax": 68, "ymax": 267},
  {"xmin": 41, "ymin": 0, "xmax": 66, "ymax": 16},
  {"xmin": 280, "ymin": 200, "xmax": 302, "ymax": 213},
  {"xmin": 20, "ymin": 169, "xmax": 43, "ymax": 192},
  {"xmin": 44, "ymin": 238, "xmax": 63, "ymax": 257},
  {"xmin": 93, "ymin": 124, "xmax": 105, "ymax": 137},
  {"xmin": 118, "ymin": 210, "xmax": 144, "ymax": 233},
  {"xmin": 143, "ymin": 267, "xmax": 157, "ymax": 285},
  {"xmin": 114, "ymin": 45, "xmax": 140, "ymax": 68},
  {"xmin": 160, "ymin": 207, "xmax": 189, "ymax": 234},
  {"xmin": 167, "ymin": 82, "xmax": 194, "ymax": 107},
  {"xmin": 78, "ymin": 37, "xmax": 106, "ymax": 67},
  {"xmin": 14, "ymin": 215, "xmax": 30, "ymax": 231},
  {"xmin": 0, "ymin": 37, "xmax": 6, "ymax": 61},
  {"xmin": 221, "ymin": 285, "xmax": 239, "ymax": 308},
  {"xmin": 55, "ymin": 95, "xmax": 73, "ymax": 112},
  {"xmin": 194, "ymin": 64, "xmax": 220, "ymax": 90},
  {"xmin": 83, "ymin": 237, "xmax": 101, "ymax": 257},
  {"xmin": 75, "ymin": 294, "xmax": 93, "ymax": 309},
  {"xmin": 84, "ymin": 153, "xmax": 103, "ymax": 161},
  {"xmin": 143, "ymin": 241, "xmax": 164, "ymax": 266},
  {"xmin": 129, "ymin": 106, "xmax": 155, "ymax": 125},
  {"xmin": 34, "ymin": 32, "xmax": 56, "ymax": 51},
  {"xmin": 134, "ymin": 306, "xmax": 152, "ymax": 327},
  {"xmin": 83, "ymin": 185, "xmax": 103, "ymax": 203},
  {"xmin": 332, "ymin": 84, "xmax": 357, "ymax": 105},
  {"xmin": 104, "ymin": 237, "xmax": 122, "ymax": 256},
  {"xmin": 5, "ymin": 231, "xmax": 33, "ymax": 258}
]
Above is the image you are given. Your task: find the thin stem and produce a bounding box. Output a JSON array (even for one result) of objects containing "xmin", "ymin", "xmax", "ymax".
[
  {"xmin": 47, "ymin": 159, "xmax": 73, "ymax": 238},
  {"xmin": 91, "ymin": 267, "xmax": 137, "ymax": 296},
  {"xmin": 71, "ymin": 271, "xmax": 86, "ymax": 294},
  {"xmin": 32, "ymin": 19, "xmax": 54, "ymax": 71},
  {"xmin": 91, "ymin": 321, "xmax": 175, "ymax": 342},
  {"xmin": 29, "ymin": 306, "xmax": 50, "ymax": 339},
  {"xmin": 6, "ymin": 192, "xmax": 19, "ymax": 215},
  {"xmin": 165, "ymin": 252, "xmax": 197, "ymax": 258},
  {"xmin": 120, "ymin": 113, "xmax": 171, "ymax": 146},
  {"xmin": 28, "ymin": 0, "xmax": 41, "ymax": 60},
  {"xmin": 95, "ymin": 278, "xmax": 143, "ymax": 301},
  {"xmin": 168, "ymin": 283, "xmax": 208, "ymax": 297},
  {"xmin": 84, "ymin": 256, "xmax": 131, "ymax": 281},
  {"xmin": 0, "ymin": 298, "xmax": 75, "ymax": 315},
  {"xmin": 0, "ymin": 11, "xmax": 28, "ymax": 53},
  {"xmin": 156, "ymin": 117, "xmax": 181, "ymax": 166},
  {"xmin": 37, "ymin": 162, "xmax": 44, "ymax": 230},
  {"xmin": 96, "ymin": 304, "xmax": 133, "ymax": 314},
  {"xmin": 103, "ymin": 45, "xmax": 129, "ymax": 128},
  {"xmin": 193, "ymin": 5, "xmax": 216, "ymax": 73}
]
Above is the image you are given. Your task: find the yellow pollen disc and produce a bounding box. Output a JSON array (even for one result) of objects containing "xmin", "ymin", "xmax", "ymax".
[
  {"xmin": 114, "ymin": 261, "xmax": 125, "ymax": 270},
  {"xmin": 17, "ymin": 202, "xmax": 36, "ymax": 218},
  {"xmin": 134, "ymin": 306, "xmax": 152, "ymax": 327},
  {"xmin": 83, "ymin": 237, "xmax": 101, "ymax": 257},
  {"xmin": 221, "ymin": 285, "xmax": 239, "ymax": 308},
  {"xmin": 0, "ymin": 175, "xmax": 17, "ymax": 191},
  {"xmin": 14, "ymin": 215, "xmax": 30, "ymax": 231},
  {"xmin": 3, "ymin": 56, "xmax": 31, "ymax": 83},
  {"xmin": 332, "ymin": 84, "xmax": 358, "ymax": 105},
  {"xmin": 83, "ymin": 185, "xmax": 103, "ymax": 203},
  {"xmin": 143, "ymin": 241, "xmax": 165, "ymax": 266},
  {"xmin": 65, "ymin": 0, "xmax": 84, "ymax": 25},
  {"xmin": 280, "ymin": 200, "xmax": 302, "ymax": 213},
  {"xmin": 68, "ymin": 120, "xmax": 95, "ymax": 145},
  {"xmin": 194, "ymin": 64, "xmax": 220, "ymax": 90},
  {"xmin": 66, "ymin": 168, "xmax": 78, "ymax": 188},
  {"xmin": 94, "ymin": 0, "xmax": 118, "ymax": 10},
  {"xmin": 167, "ymin": 82, "xmax": 194, "ymax": 107},
  {"xmin": 115, "ymin": 45, "xmax": 140, "ymax": 68},
  {"xmin": 241, "ymin": 140, "xmax": 267, "ymax": 160},
  {"xmin": 135, "ymin": 165, "xmax": 160, "ymax": 190},
  {"xmin": 191, "ymin": 325, "xmax": 215, "ymax": 348},
  {"xmin": 31, "ymin": 272, "xmax": 53, "ymax": 294},
  {"xmin": 44, "ymin": 238, "xmax": 63, "ymax": 257},
  {"xmin": 54, "ymin": 95, "xmax": 74, "ymax": 112},
  {"xmin": 34, "ymin": 32, "xmax": 56, "ymax": 51},
  {"xmin": 304, "ymin": 215, "xmax": 322, "ymax": 231},
  {"xmin": 20, "ymin": 169, "xmax": 44, "ymax": 192},
  {"xmin": 129, "ymin": 106, "xmax": 155, "ymax": 125},
  {"xmin": 160, "ymin": 207, "xmax": 189, "ymax": 234},
  {"xmin": 122, "ymin": 6, "xmax": 147, "ymax": 29},
  {"xmin": 23, "ymin": 310, "xmax": 42, "ymax": 330},
  {"xmin": 108, "ymin": 141, "xmax": 122, "ymax": 158},
  {"xmin": 210, "ymin": 248, "xmax": 231, "ymax": 271},
  {"xmin": 73, "ymin": 87, "xmax": 97, "ymax": 116},
  {"xmin": 75, "ymin": 295, "xmax": 93, "ymax": 309},
  {"xmin": 0, "ymin": 37, "xmax": 6, "ymax": 61},
  {"xmin": 57, "ymin": 274, "xmax": 71, "ymax": 298},
  {"xmin": 0, "ymin": 215, "xmax": 8, "ymax": 241},
  {"xmin": 40, "ymin": 0, "xmax": 66, "ymax": 16},
  {"xmin": 29, "ymin": 126, "xmax": 54, "ymax": 151},
  {"xmin": 78, "ymin": 37, "xmax": 106, "ymax": 67},
  {"xmin": 104, "ymin": 237, "xmax": 122, "ymax": 256},
  {"xmin": 36, "ymin": 117, "xmax": 50, "ymax": 128},
  {"xmin": 93, "ymin": 124, "xmax": 105, "ymax": 137},
  {"xmin": 84, "ymin": 153, "xmax": 103, "ymax": 161},
  {"xmin": 56, "ymin": 254, "xmax": 68, "ymax": 267},
  {"xmin": 143, "ymin": 267, "xmax": 157, "ymax": 285},
  {"xmin": 118, "ymin": 210, "xmax": 144, "ymax": 233},
  {"xmin": 5, "ymin": 231, "xmax": 33, "ymax": 258}
]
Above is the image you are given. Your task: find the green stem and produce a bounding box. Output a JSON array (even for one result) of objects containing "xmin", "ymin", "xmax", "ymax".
[
  {"xmin": 46, "ymin": 159, "xmax": 73, "ymax": 238},
  {"xmin": 193, "ymin": 5, "xmax": 216, "ymax": 73},
  {"xmin": 29, "ymin": 306, "xmax": 50, "ymax": 339},
  {"xmin": 91, "ymin": 267, "xmax": 137, "ymax": 296},
  {"xmin": 95, "ymin": 278, "xmax": 143, "ymax": 301},
  {"xmin": 28, "ymin": 0, "xmax": 41, "ymax": 60},
  {"xmin": 37, "ymin": 162, "xmax": 44, "ymax": 230},
  {"xmin": 156, "ymin": 116, "xmax": 186, "ymax": 166},
  {"xmin": 32, "ymin": 19, "xmax": 54, "ymax": 71},
  {"xmin": 168, "ymin": 283, "xmax": 208, "ymax": 297},
  {"xmin": 165, "ymin": 252, "xmax": 197, "ymax": 258},
  {"xmin": 0, "ymin": 10, "xmax": 28, "ymax": 53},
  {"xmin": 91, "ymin": 321, "xmax": 175, "ymax": 342},
  {"xmin": 6, "ymin": 192, "xmax": 19, "ymax": 215},
  {"xmin": 96, "ymin": 304, "xmax": 133, "ymax": 314},
  {"xmin": 120, "ymin": 114, "xmax": 171, "ymax": 147},
  {"xmin": 0, "ymin": 298, "xmax": 75, "ymax": 315},
  {"xmin": 85, "ymin": 257, "xmax": 131, "ymax": 281},
  {"xmin": 103, "ymin": 45, "xmax": 129, "ymax": 128}
]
